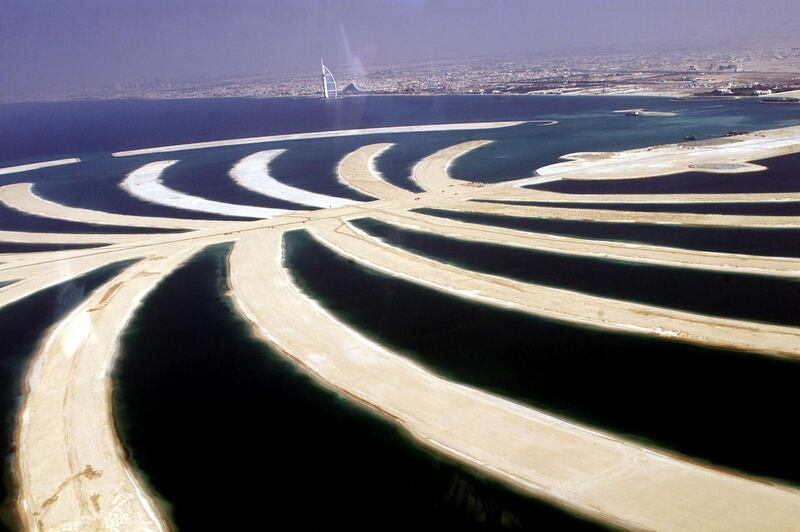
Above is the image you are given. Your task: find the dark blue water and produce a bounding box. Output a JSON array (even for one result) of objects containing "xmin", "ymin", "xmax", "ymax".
[
  {"xmin": 418, "ymin": 208, "xmax": 800, "ymax": 258},
  {"xmin": 530, "ymin": 152, "xmax": 800, "ymax": 195},
  {"xmin": 159, "ymin": 154, "xmax": 311, "ymax": 210},
  {"xmin": 2, "ymin": 96, "xmax": 798, "ymax": 221},
  {"xmin": 352, "ymin": 218, "xmax": 800, "ymax": 327},
  {"xmin": 476, "ymin": 199, "xmax": 800, "ymax": 216},
  {"xmin": 113, "ymin": 244, "xmax": 601, "ymax": 531},
  {"xmin": 285, "ymin": 229, "xmax": 800, "ymax": 486},
  {"xmin": 262, "ymin": 137, "xmax": 378, "ymax": 201},
  {"xmin": 24, "ymin": 158, "xmax": 250, "ymax": 222},
  {"xmin": 0, "ymin": 262, "xmax": 133, "ymax": 530},
  {"xmin": 2, "ymin": 95, "xmax": 752, "ymax": 164},
  {"xmin": 452, "ymin": 104, "xmax": 800, "ymax": 184}
]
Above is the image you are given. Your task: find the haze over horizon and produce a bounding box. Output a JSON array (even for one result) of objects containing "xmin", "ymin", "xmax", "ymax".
[{"xmin": 2, "ymin": 0, "xmax": 799, "ymax": 98}]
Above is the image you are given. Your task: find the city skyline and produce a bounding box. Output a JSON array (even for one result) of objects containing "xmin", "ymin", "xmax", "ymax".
[{"xmin": 2, "ymin": 0, "xmax": 800, "ymax": 98}]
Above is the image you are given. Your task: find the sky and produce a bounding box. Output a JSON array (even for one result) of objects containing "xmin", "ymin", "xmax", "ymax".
[{"xmin": 1, "ymin": 0, "xmax": 799, "ymax": 97}]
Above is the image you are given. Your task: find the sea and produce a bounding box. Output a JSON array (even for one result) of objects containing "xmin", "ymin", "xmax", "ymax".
[{"xmin": 1, "ymin": 95, "xmax": 799, "ymax": 530}]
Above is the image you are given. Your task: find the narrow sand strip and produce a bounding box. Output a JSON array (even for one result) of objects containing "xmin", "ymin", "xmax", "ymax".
[
  {"xmin": 230, "ymin": 150, "xmax": 355, "ymax": 209},
  {"xmin": 0, "ymin": 158, "xmax": 80, "ymax": 176},
  {"xmin": 337, "ymin": 143, "xmax": 411, "ymax": 200},
  {"xmin": 311, "ymin": 218, "xmax": 800, "ymax": 358},
  {"xmin": 0, "ymin": 246, "xmax": 154, "ymax": 307},
  {"xmin": 16, "ymin": 246, "xmax": 201, "ymax": 531},
  {"xmin": 0, "ymin": 230, "xmax": 152, "ymax": 245},
  {"xmin": 113, "ymin": 122, "xmax": 525, "ymax": 157},
  {"xmin": 0, "ymin": 249, "xmax": 109, "ymax": 268},
  {"xmin": 479, "ymin": 189, "xmax": 800, "ymax": 204},
  {"xmin": 453, "ymin": 201, "xmax": 800, "ymax": 228},
  {"xmin": 528, "ymin": 125, "xmax": 800, "ymax": 181},
  {"xmin": 613, "ymin": 108, "xmax": 677, "ymax": 117},
  {"xmin": 412, "ymin": 140, "xmax": 492, "ymax": 192},
  {"xmin": 769, "ymin": 89, "xmax": 800, "ymax": 98},
  {"xmin": 229, "ymin": 230, "xmax": 800, "ymax": 530},
  {"xmin": 0, "ymin": 183, "xmax": 221, "ymax": 230},
  {"xmin": 122, "ymin": 160, "xmax": 289, "ymax": 219},
  {"xmin": 370, "ymin": 209, "xmax": 800, "ymax": 277}
]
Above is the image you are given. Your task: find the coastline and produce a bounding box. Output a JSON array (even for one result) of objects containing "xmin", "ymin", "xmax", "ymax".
[
  {"xmin": 1, "ymin": 118, "xmax": 799, "ymax": 529},
  {"xmin": 228, "ymin": 229, "xmax": 800, "ymax": 531},
  {"xmin": 0, "ymin": 158, "xmax": 80, "ymax": 176}
]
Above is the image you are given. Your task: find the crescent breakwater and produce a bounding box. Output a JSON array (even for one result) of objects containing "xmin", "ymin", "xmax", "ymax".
[
  {"xmin": 110, "ymin": 121, "xmax": 529, "ymax": 157},
  {"xmin": 0, "ymin": 158, "xmax": 80, "ymax": 176},
  {"xmin": 1, "ymin": 117, "xmax": 800, "ymax": 530}
]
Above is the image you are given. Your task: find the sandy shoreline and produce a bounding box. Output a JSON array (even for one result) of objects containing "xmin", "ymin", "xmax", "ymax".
[
  {"xmin": 0, "ymin": 158, "xmax": 80, "ymax": 176},
  {"xmin": 310, "ymin": 218, "xmax": 800, "ymax": 358},
  {"xmin": 231, "ymin": 149, "xmax": 354, "ymax": 209},
  {"xmin": 2, "ymin": 119, "xmax": 800, "ymax": 529},
  {"xmin": 121, "ymin": 160, "xmax": 289, "ymax": 219},
  {"xmin": 111, "ymin": 121, "xmax": 526, "ymax": 157},
  {"xmin": 229, "ymin": 229, "xmax": 800, "ymax": 531},
  {"xmin": 451, "ymin": 200, "xmax": 800, "ymax": 228},
  {"xmin": 413, "ymin": 140, "xmax": 492, "ymax": 192},
  {"xmin": 15, "ymin": 250, "xmax": 199, "ymax": 530},
  {"xmin": 0, "ymin": 183, "xmax": 223, "ymax": 230},
  {"xmin": 481, "ymin": 189, "xmax": 800, "ymax": 204},
  {"xmin": 337, "ymin": 143, "xmax": 410, "ymax": 200},
  {"xmin": 530, "ymin": 124, "xmax": 800, "ymax": 180},
  {"xmin": 372, "ymin": 209, "xmax": 800, "ymax": 277}
]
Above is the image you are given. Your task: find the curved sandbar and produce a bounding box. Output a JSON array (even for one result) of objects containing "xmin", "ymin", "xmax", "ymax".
[
  {"xmin": 16, "ymin": 246, "xmax": 201, "ymax": 531},
  {"xmin": 230, "ymin": 150, "xmax": 355, "ymax": 209},
  {"xmin": 528, "ymin": 124, "xmax": 800, "ymax": 181},
  {"xmin": 122, "ymin": 160, "xmax": 289, "ymax": 219},
  {"xmin": 229, "ymin": 230, "xmax": 800, "ymax": 530},
  {"xmin": 112, "ymin": 122, "xmax": 525, "ymax": 157},
  {"xmin": 337, "ymin": 143, "xmax": 410, "ymax": 200},
  {"xmin": 0, "ymin": 230, "xmax": 153, "ymax": 245},
  {"xmin": 371, "ymin": 209, "xmax": 800, "ymax": 278},
  {"xmin": 311, "ymin": 218, "xmax": 800, "ymax": 358},
  {"xmin": 0, "ymin": 183, "xmax": 221, "ymax": 230},
  {"xmin": 452, "ymin": 201, "xmax": 800, "ymax": 228},
  {"xmin": 0, "ymin": 158, "xmax": 80, "ymax": 176},
  {"xmin": 412, "ymin": 140, "xmax": 492, "ymax": 192},
  {"xmin": 7, "ymin": 119, "xmax": 800, "ymax": 530},
  {"xmin": 0, "ymin": 244, "xmax": 158, "ymax": 308},
  {"xmin": 479, "ymin": 189, "xmax": 800, "ymax": 204}
]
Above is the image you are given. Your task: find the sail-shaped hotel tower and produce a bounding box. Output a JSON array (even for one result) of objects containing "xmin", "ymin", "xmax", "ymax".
[{"xmin": 321, "ymin": 59, "xmax": 338, "ymax": 99}]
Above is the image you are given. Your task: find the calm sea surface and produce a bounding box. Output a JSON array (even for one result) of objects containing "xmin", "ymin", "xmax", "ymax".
[
  {"xmin": 1, "ymin": 96, "xmax": 799, "ymax": 529},
  {"xmin": 1, "ymin": 95, "xmax": 798, "ymax": 221},
  {"xmin": 112, "ymin": 245, "xmax": 602, "ymax": 531}
]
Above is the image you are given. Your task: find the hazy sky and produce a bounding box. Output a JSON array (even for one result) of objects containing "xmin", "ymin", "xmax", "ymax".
[{"xmin": 2, "ymin": 0, "xmax": 799, "ymax": 97}]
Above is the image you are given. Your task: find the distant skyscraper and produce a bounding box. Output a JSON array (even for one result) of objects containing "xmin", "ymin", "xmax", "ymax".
[{"xmin": 321, "ymin": 59, "xmax": 338, "ymax": 99}]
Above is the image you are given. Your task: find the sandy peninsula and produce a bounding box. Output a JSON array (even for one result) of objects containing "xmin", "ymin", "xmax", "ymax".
[
  {"xmin": 0, "ymin": 158, "xmax": 80, "ymax": 176},
  {"xmin": 2, "ymin": 120, "xmax": 800, "ymax": 530}
]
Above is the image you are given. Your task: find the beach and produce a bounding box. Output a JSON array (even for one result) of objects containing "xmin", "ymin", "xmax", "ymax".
[{"xmin": 2, "ymin": 118, "xmax": 800, "ymax": 529}]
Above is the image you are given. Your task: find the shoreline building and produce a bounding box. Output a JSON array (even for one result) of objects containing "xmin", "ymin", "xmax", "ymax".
[{"xmin": 321, "ymin": 59, "xmax": 338, "ymax": 99}]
